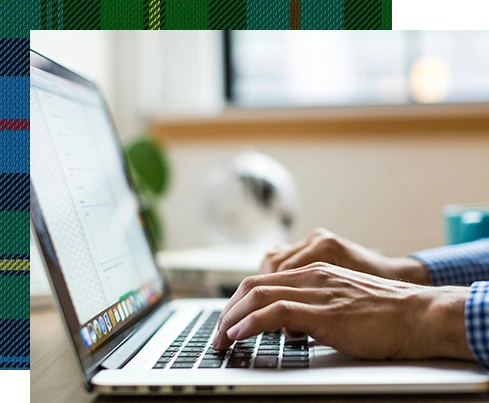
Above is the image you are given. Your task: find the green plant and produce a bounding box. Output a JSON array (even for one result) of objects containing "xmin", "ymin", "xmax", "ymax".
[{"xmin": 124, "ymin": 136, "xmax": 171, "ymax": 251}]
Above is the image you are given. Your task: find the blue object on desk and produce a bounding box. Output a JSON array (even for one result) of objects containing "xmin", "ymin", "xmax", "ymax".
[{"xmin": 444, "ymin": 204, "xmax": 489, "ymax": 245}]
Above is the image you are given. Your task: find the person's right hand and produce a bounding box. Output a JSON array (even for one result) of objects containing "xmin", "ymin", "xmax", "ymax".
[
  {"xmin": 260, "ymin": 228, "xmax": 431, "ymax": 285},
  {"xmin": 214, "ymin": 263, "xmax": 474, "ymax": 362}
]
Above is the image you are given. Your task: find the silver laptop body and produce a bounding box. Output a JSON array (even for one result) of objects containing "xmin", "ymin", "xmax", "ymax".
[{"xmin": 30, "ymin": 50, "xmax": 489, "ymax": 396}]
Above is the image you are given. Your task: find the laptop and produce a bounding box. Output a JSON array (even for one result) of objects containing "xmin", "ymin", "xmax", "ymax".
[{"xmin": 30, "ymin": 50, "xmax": 489, "ymax": 396}]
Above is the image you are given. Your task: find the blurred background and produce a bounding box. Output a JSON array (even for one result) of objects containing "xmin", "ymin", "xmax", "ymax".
[{"xmin": 31, "ymin": 30, "xmax": 489, "ymax": 263}]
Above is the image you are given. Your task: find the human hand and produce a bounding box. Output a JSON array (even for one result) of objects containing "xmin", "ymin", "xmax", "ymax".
[
  {"xmin": 213, "ymin": 263, "xmax": 474, "ymax": 362},
  {"xmin": 261, "ymin": 228, "xmax": 431, "ymax": 285}
]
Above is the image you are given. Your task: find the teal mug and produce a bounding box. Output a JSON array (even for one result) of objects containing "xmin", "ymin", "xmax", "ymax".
[{"xmin": 444, "ymin": 203, "xmax": 489, "ymax": 245}]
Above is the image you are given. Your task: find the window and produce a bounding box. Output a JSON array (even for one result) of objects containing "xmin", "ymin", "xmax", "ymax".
[{"xmin": 227, "ymin": 31, "xmax": 489, "ymax": 108}]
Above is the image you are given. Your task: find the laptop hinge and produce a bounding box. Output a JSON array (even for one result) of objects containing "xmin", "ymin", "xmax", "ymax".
[{"xmin": 100, "ymin": 304, "xmax": 174, "ymax": 370}]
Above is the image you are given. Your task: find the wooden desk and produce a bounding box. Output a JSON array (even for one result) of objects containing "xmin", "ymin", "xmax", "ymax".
[{"xmin": 32, "ymin": 307, "xmax": 489, "ymax": 403}]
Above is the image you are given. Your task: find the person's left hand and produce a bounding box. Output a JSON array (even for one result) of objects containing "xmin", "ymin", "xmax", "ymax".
[{"xmin": 212, "ymin": 263, "xmax": 473, "ymax": 362}]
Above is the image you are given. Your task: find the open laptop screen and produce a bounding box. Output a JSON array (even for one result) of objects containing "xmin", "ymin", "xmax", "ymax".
[{"xmin": 30, "ymin": 51, "xmax": 165, "ymax": 367}]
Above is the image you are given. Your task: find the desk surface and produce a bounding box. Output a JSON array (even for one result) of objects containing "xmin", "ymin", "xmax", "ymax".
[{"xmin": 32, "ymin": 307, "xmax": 489, "ymax": 403}]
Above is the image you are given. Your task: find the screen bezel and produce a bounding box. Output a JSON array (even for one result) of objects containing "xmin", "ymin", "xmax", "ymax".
[{"xmin": 30, "ymin": 50, "xmax": 171, "ymax": 388}]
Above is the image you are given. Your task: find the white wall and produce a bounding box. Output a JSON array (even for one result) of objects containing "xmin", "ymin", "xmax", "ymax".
[{"xmin": 161, "ymin": 135, "xmax": 489, "ymax": 256}]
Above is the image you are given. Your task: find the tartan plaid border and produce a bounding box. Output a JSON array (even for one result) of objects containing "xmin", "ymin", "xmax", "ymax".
[
  {"xmin": 0, "ymin": 30, "xmax": 30, "ymax": 372},
  {"xmin": 0, "ymin": 0, "xmax": 391, "ymax": 34}
]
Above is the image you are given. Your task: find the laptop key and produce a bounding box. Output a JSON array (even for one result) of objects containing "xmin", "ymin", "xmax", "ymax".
[
  {"xmin": 174, "ymin": 358, "xmax": 198, "ymax": 364},
  {"xmin": 182, "ymin": 347, "xmax": 204, "ymax": 352},
  {"xmin": 254, "ymin": 355, "xmax": 278, "ymax": 368},
  {"xmin": 199, "ymin": 360, "xmax": 223, "ymax": 369},
  {"xmin": 235, "ymin": 342, "xmax": 255, "ymax": 347},
  {"xmin": 257, "ymin": 350, "xmax": 280, "ymax": 355},
  {"xmin": 284, "ymin": 344, "xmax": 308, "ymax": 350},
  {"xmin": 171, "ymin": 362, "xmax": 194, "ymax": 369},
  {"xmin": 153, "ymin": 362, "xmax": 167, "ymax": 369},
  {"xmin": 285, "ymin": 336, "xmax": 308, "ymax": 343},
  {"xmin": 283, "ymin": 350, "xmax": 309, "ymax": 357},
  {"xmin": 226, "ymin": 358, "xmax": 251, "ymax": 368},
  {"xmin": 178, "ymin": 352, "xmax": 201, "ymax": 358},
  {"xmin": 257, "ymin": 345, "xmax": 279, "ymax": 351},
  {"xmin": 205, "ymin": 347, "xmax": 224, "ymax": 354},
  {"xmin": 233, "ymin": 347, "xmax": 254, "ymax": 353},
  {"xmin": 259, "ymin": 340, "xmax": 280, "ymax": 345},
  {"xmin": 190, "ymin": 337, "xmax": 209, "ymax": 342},
  {"xmin": 230, "ymin": 352, "xmax": 253, "ymax": 358},
  {"xmin": 186, "ymin": 342, "xmax": 207, "ymax": 347},
  {"xmin": 282, "ymin": 355, "xmax": 309, "ymax": 362},
  {"xmin": 281, "ymin": 360, "xmax": 309, "ymax": 368},
  {"xmin": 203, "ymin": 354, "xmax": 226, "ymax": 361}
]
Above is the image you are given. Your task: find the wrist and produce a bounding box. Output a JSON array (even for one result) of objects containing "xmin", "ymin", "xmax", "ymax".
[
  {"xmin": 390, "ymin": 257, "xmax": 432, "ymax": 285},
  {"xmin": 420, "ymin": 286, "xmax": 475, "ymax": 361}
]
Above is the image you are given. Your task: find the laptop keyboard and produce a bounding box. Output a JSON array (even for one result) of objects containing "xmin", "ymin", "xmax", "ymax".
[{"xmin": 152, "ymin": 310, "xmax": 309, "ymax": 370}]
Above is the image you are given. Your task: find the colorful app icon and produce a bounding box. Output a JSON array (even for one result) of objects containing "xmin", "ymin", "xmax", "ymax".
[
  {"xmin": 87, "ymin": 323, "xmax": 97, "ymax": 344},
  {"xmin": 117, "ymin": 303, "xmax": 125, "ymax": 320},
  {"xmin": 141, "ymin": 288, "xmax": 148, "ymax": 301},
  {"xmin": 113, "ymin": 307, "xmax": 120, "ymax": 323},
  {"xmin": 93, "ymin": 319, "xmax": 102, "ymax": 338},
  {"xmin": 99, "ymin": 316, "xmax": 107, "ymax": 335},
  {"xmin": 109, "ymin": 309, "xmax": 117, "ymax": 327},
  {"xmin": 126, "ymin": 299, "xmax": 134, "ymax": 315},
  {"xmin": 137, "ymin": 292, "xmax": 144, "ymax": 307},
  {"xmin": 103, "ymin": 313, "xmax": 112, "ymax": 331},
  {"xmin": 129, "ymin": 295, "xmax": 136, "ymax": 310},
  {"xmin": 80, "ymin": 327, "xmax": 92, "ymax": 347},
  {"xmin": 137, "ymin": 294, "xmax": 142, "ymax": 309},
  {"xmin": 122, "ymin": 300, "xmax": 130, "ymax": 316}
]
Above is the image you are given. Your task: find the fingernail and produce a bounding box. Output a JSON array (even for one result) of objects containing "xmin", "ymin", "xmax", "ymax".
[
  {"xmin": 212, "ymin": 330, "xmax": 220, "ymax": 347},
  {"xmin": 227, "ymin": 324, "xmax": 241, "ymax": 340}
]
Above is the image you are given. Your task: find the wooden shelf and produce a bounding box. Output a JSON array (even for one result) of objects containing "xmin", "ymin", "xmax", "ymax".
[{"xmin": 149, "ymin": 104, "xmax": 489, "ymax": 144}]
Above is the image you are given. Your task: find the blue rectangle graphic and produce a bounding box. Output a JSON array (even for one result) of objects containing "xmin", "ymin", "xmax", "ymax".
[
  {"xmin": 0, "ymin": 131, "xmax": 29, "ymax": 173},
  {"xmin": 0, "ymin": 77, "xmax": 29, "ymax": 119}
]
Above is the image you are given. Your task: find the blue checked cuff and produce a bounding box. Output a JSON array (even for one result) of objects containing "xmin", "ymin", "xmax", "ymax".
[
  {"xmin": 465, "ymin": 281, "xmax": 489, "ymax": 366},
  {"xmin": 411, "ymin": 238, "xmax": 489, "ymax": 286}
]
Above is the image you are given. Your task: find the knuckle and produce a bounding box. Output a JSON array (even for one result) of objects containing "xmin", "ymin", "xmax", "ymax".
[
  {"xmin": 240, "ymin": 275, "xmax": 259, "ymax": 293},
  {"xmin": 271, "ymin": 300, "xmax": 292, "ymax": 317},
  {"xmin": 305, "ymin": 264, "xmax": 330, "ymax": 279},
  {"xmin": 264, "ymin": 250, "xmax": 277, "ymax": 260},
  {"xmin": 277, "ymin": 261, "xmax": 292, "ymax": 271},
  {"xmin": 249, "ymin": 286, "xmax": 269, "ymax": 303},
  {"xmin": 268, "ymin": 255, "xmax": 284, "ymax": 267},
  {"xmin": 316, "ymin": 235, "xmax": 341, "ymax": 252},
  {"xmin": 310, "ymin": 227, "xmax": 326, "ymax": 237}
]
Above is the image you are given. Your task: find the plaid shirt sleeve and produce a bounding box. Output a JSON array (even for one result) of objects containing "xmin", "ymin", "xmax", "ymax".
[
  {"xmin": 411, "ymin": 238, "xmax": 489, "ymax": 366},
  {"xmin": 410, "ymin": 238, "xmax": 489, "ymax": 286}
]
